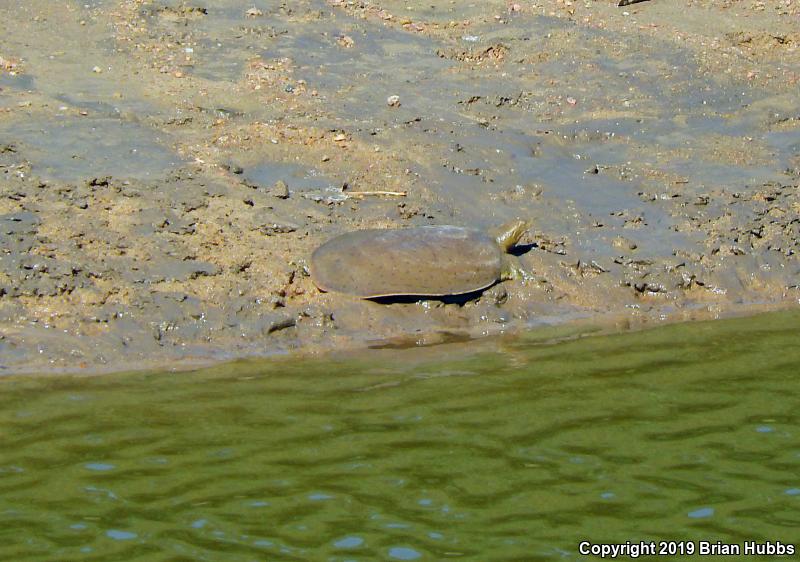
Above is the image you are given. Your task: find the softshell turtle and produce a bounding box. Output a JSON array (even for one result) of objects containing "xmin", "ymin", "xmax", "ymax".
[{"xmin": 310, "ymin": 220, "xmax": 529, "ymax": 298}]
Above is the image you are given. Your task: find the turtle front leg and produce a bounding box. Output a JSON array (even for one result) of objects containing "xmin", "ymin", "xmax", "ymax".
[{"xmin": 500, "ymin": 255, "xmax": 530, "ymax": 282}]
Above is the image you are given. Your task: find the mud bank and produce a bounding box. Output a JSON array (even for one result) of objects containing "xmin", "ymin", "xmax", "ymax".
[{"xmin": 1, "ymin": 0, "xmax": 798, "ymax": 374}]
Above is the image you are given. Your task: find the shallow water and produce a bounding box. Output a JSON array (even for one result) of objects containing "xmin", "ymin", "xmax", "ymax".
[
  {"xmin": 1, "ymin": 310, "xmax": 798, "ymax": 560},
  {"xmin": 4, "ymin": 116, "xmax": 181, "ymax": 183}
]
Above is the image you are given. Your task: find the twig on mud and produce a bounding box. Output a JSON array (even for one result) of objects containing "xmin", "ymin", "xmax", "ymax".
[{"xmin": 346, "ymin": 190, "xmax": 408, "ymax": 197}]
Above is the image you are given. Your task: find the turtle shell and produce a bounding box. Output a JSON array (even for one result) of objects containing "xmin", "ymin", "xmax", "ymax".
[{"xmin": 310, "ymin": 225, "xmax": 503, "ymax": 298}]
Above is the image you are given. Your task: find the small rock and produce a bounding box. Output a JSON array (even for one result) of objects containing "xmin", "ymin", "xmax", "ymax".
[
  {"xmin": 259, "ymin": 222, "xmax": 297, "ymax": 236},
  {"xmin": 87, "ymin": 176, "xmax": 111, "ymax": 187},
  {"xmin": 387, "ymin": 95, "xmax": 401, "ymax": 107},
  {"xmin": 612, "ymin": 236, "xmax": 638, "ymax": 251},
  {"xmin": 270, "ymin": 180, "xmax": 290, "ymax": 199},
  {"xmin": 221, "ymin": 162, "xmax": 244, "ymax": 174},
  {"xmin": 92, "ymin": 66, "xmax": 103, "ymax": 74},
  {"xmin": 337, "ymin": 35, "xmax": 355, "ymax": 48},
  {"xmin": 486, "ymin": 285, "xmax": 508, "ymax": 306},
  {"xmin": 268, "ymin": 315, "xmax": 296, "ymax": 334},
  {"xmin": 245, "ymin": 7, "xmax": 263, "ymax": 17}
]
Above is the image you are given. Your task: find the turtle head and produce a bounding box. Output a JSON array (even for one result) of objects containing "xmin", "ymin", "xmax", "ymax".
[{"xmin": 493, "ymin": 219, "xmax": 531, "ymax": 252}]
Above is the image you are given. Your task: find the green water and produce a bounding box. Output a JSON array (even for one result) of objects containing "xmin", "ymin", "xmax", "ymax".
[{"xmin": 1, "ymin": 311, "xmax": 799, "ymax": 561}]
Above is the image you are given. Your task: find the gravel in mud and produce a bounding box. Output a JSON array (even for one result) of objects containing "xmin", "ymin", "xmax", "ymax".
[{"xmin": 0, "ymin": 0, "xmax": 798, "ymax": 373}]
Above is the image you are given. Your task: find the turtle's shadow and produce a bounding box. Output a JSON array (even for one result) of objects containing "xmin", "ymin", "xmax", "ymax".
[
  {"xmin": 508, "ymin": 243, "xmax": 536, "ymax": 257},
  {"xmin": 368, "ymin": 289, "xmax": 486, "ymax": 306}
]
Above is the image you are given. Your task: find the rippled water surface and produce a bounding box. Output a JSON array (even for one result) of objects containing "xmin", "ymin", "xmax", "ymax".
[{"xmin": 1, "ymin": 311, "xmax": 799, "ymax": 560}]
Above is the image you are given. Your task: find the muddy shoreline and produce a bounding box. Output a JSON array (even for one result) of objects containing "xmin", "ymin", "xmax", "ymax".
[{"xmin": 1, "ymin": 0, "xmax": 798, "ymax": 375}]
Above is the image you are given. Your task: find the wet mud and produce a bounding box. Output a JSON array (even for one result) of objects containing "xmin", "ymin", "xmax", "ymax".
[{"xmin": 1, "ymin": 0, "xmax": 798, "ymax": 374}]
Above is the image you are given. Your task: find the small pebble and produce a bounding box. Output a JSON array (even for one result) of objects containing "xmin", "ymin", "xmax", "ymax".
[
  {"xmin": 245, "ymin": 7, "xmax": 263, "ymax": 17},
  {"xmin": 271, "ymin": 180, "xmax": 290, "ymax": 199},
  {"xmin": 387, "ymin": 95, "xmax": 401, "ymax": 107},
  {"xmin": 92, "ymin": 66, "xmax": 102, "ymax": 73},
  {"xmin": 612, "ymin": 236, "xmax": 637, "ymax": 251},
  {"xmin": 337, "ymin": 35, "xmax": 355, "ymax": 48}
]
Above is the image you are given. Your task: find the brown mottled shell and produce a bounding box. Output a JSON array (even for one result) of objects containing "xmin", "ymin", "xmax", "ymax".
[{"xmin": 310, "ymin": 225, "xmax": 503, "ymax": 298}]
